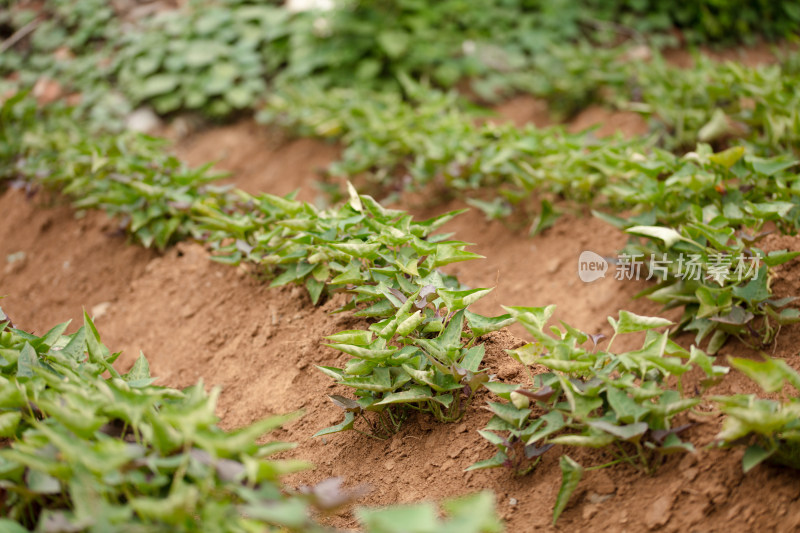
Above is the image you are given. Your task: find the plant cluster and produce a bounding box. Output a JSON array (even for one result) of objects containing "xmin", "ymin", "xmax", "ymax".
[
  {"xmin": 621, "ymin": 53, "xmax": 800, "ymax": 151},
  {"xmin": 200, "ymin": 181, "xmax": 477, "ymax": 303},
  {"xmin": 0, "ymin": 0, "xmax": 129, "ymax": 128},
  {"xmin": 259, "ymin": 77, "xmax": 646, "ymax": 207},
  {"xmin": 470, "ymin": 309, "xmax": 728, "ymax": 523},
  {"xmin": 1, "ymin": 94, "xmax": 230, "ymax": 249},
  {"xmin": 0, "ymin": 307, "xmax": 502, "ymax": 532},
  {"xmin": 316, "ymin": 286, "xmax": 513, "ymax": 438},
  {"xmin": 598, "ymin": 145, "xmax": 800, "ymax": 351},
  {"xmin": 588, "ymin": 0, "xmax": 800, "ymax": 45},
  {"xmin": 714, "ymin": 355, "xmax": 800, "ymax": 473},
  {"xmin": 113, "ymin": 3, "xmax": 289, "ymax": 116},
  {"xmin": 0, "ymin": 310, "xmax": 321, "ymax": 531},
  {"xmin": 262, "ymin": 51, "xmax": 800, "ymax": 200},
  {"xmin": 8, "ymin": 0, "xmax": 796, "ymax": 122}
]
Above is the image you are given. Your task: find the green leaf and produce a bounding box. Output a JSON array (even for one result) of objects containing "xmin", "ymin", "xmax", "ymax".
[
  {"xmin": 373, "ymin": 386, "xmax": 433, "ymax": 406},
  {"xmin": 553, "ymin": 456, "xmax": 583, "ymax": 525},
  {"xmin": 0, "ymin": 411, "xmax": 21, "ymax": 437},
  {"xmin": 764, "ymin": 250, "xmax": 800, "ymax": 267},
  {"xmin": 460, "ymin": 345, "xmax": 485, "ymax": 373},
  {"xmin": 377, "ymin": 30, "xmax": 410, "ymax": 59},
  {"xmin": 17, "ymin": 342, "xmax": 38, "ymax": 378},
  {"xmin": 709, "ymin": 146, "xmax": 745, "ymax": 169},
  {"xmin": 313, "ymin": 412, "xmax": 355, "ymax": 437},
  {"xmin": 325, "ymin": 343, "xmax": 397, "ymax": 362},
  {"xmin": 606, "ymin": 387, "xmax": 649, "ymax": 423},
  {"xmin": 465, "ymin": 451, "xmax": 507, "ymax": 472},
  {"xmin": 325, "ymin": 330, "xmax": 373, "ymax": 346},
  {"xmin": 357, "ymin": 501, "xmax": 438, "ymax": 532},
  {"xmin": 742, "ymin": 444, "xmax": 773, "ymax": 473},
  {"xmin": 330, "ymin": 242, "xmax": 381, "ymax": 259},
  {"xmin": 505, "ymin": 342, "xmax": 543, "ymax": 366},
  {"xmin": 612, "ymin": 310, "xmax": 673, "ymax": 334},
  {"xmin": 548, "ymin": 434, "xmax": 615, "ymax": 447},
  {"xmin": 354, "ymin": 299, "xmax": 395, "ymax": 318},
  {"xmin": 537, "ymin": 358, "xmax": 594, "ymax": 373},
  {"xmin": 0, "ymin": 520, "xmax": 29, "ymax": 533},
  {"xmin": 305, "ymin": 276, "xmax": 324, "ymax": 305},
  {"xmin": 396, "ymin": 311, "xmax": 425, "ymax": 337},
  {"xmin": 140, "ymin": 74, "xmax": 179, "ymax": 98},
  {"xmin": 626, "ymin": 225, "xmax": 683, "ymax": 248},
  {"xmin": 438, "ymin": 288, "xmax": 493, "ymax": 312},
  {"xmin": 732, "ymin": 267, "xmax": 770, "ymax": 302},
  {"xmin": 530, "ymin": 198, "xmax": 560, "ymax": 236},
  {"xmin": 465, "ymin": 312, "xmax": 515, "ymax": 337},
  {"xmin": 440, "ymin": 491, "xmax": 502, "ymax": 532},
  {"xmin": 728, "ymin": 356, "xmax": 800, "ymax": 393},
  {"xmin": 346, "ymin": 181, "xmax": 362, "ymax": 212},
  {"xmin": 747, "ymin": 155, "xmax": 798, "ymax": 177},
  {"xmin": 26, "ymin": 469, "xmax": 61, "ymax": 494},
  {"xmin": 243, "ymin": 498, "xmax": 309, "ymax": 529},
  {"xmin": 486, "ymin": 401, "xmax": 530, "ymax": 428},
  {"xmin": 587, "ymin": 420, "xmax": 648, "ymax": 442},
  {"xmin": 503, "ymin": 305, "xmax": 556, "ymax": 334},
  {"xmin": 123, "ymin": 352, "xmax": 152, "ymax": 385}
]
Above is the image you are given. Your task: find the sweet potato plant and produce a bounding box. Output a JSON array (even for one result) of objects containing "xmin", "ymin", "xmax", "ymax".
[
  {"xmin": 714, "ymin": 355, "xmax": 800, "ymax": 472},
  {"xmin": 470, "ymin": 308, "xmax": 728, "ymax": 523},
  {"xmin": 316, "ymin": 285, "xmax": 513, "ymax": 437}
]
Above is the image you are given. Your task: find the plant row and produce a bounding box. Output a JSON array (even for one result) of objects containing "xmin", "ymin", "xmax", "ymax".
[{"xmin": 3, "ymin": 0, "xmax": 799, "ymax": 124}]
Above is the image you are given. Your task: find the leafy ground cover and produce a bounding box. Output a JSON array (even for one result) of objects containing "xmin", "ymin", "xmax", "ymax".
[{"xmin": 2, "ymin": 0, "xmax": 800, "ymax": 531}]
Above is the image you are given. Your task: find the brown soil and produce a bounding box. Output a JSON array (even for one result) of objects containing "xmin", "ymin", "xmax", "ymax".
[
  {"xmin": 492, "ymin": 95, "xmax": 554, "ymax": 129},
  {"xmin": 662, "ymin": 40, "xmax": 790, "ymax": 69},
  {"xmin": 3, "ymin": 48, "xmax": 800, "ymax": 531}
]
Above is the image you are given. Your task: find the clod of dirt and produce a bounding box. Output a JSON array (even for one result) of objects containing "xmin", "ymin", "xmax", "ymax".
[
  {"xmin": 645, "ymin": 492, "xmax": 676, "ymax": 530},
  {"xmin": 32, "ymin": 78, "xmax": 63, "ymax": 105},
  {"xmin": 91, "ymin": 302, "xmax": 112, "ymax": 320}
]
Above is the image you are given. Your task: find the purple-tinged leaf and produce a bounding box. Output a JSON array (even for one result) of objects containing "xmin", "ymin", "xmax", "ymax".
[
  {"xmin": 328, "ymin": 395, "xmax": 362, "ymax": 412},
  {"xmin": 419, "ymin": 285, "xmax": 437, "ymax": 300},
  {"xmin": 589, "ymin": 333, "xmax": 606, "ymax": 349},
  {"xmin": 524, "ymin": 442, "xmax": 554, "ymax": 459},
  {"xmin": 300, "ymin": 477, "xmax": 370, "ymax": 511},
  {"xmin": 236, "ymin": 239, "xmax": 253, "ymax": 255},
  {"xmin": 516, "ymin": 385, "xmax": 556, "ymax": 403},
  {"xmin": 167, "ymin": 200, "xmax": 193, "ymax": 210},
  {"xmin": 710, "ymin": 306, "xmax": 754, "ymax": 326},
  {"xmin": 650, "ymin": 423, "xmax": 692, "ymax": 445},
  {"xmin": 388, "ymin": 288, "xmax": 408, "ymax": 304}
]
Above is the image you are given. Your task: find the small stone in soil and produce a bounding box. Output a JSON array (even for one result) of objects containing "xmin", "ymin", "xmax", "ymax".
[
  {"xmin": 645, "ymin": 494, "xmax": 674, "ymax": 530},
  {"xmin": 91, "ymin": 302, "xmax": 112, "ymax": 319}
]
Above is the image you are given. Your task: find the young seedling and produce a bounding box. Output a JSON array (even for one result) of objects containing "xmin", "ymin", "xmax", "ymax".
[
  {"xmin": 714, "ymin": 355, "xmax": 800, "ymax": 472},
  {"xmin": 315, "ymin": 284, "xmax": 514, "ymax": 437},
  {"xmin": 471, "ymin": 308, "xmax": 728, "ymax": 524}
]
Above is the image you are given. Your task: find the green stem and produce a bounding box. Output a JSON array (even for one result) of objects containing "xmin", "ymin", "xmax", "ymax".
[
  {"xmin": 354, "ymin": 429, "xmax": 388, "ymax": 441},
  {"xmin": 585, "ymin": 457, "xmax": 629, "ymax": 471},
  {"xmin": 605, "ymin": 332, "xmax": 618, "ymax": 354}
]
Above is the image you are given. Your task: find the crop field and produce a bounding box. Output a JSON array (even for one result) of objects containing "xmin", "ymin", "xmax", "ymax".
[{"xmin": 2, "ymin": 1, "xmax": 800, "ymax": 531}]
